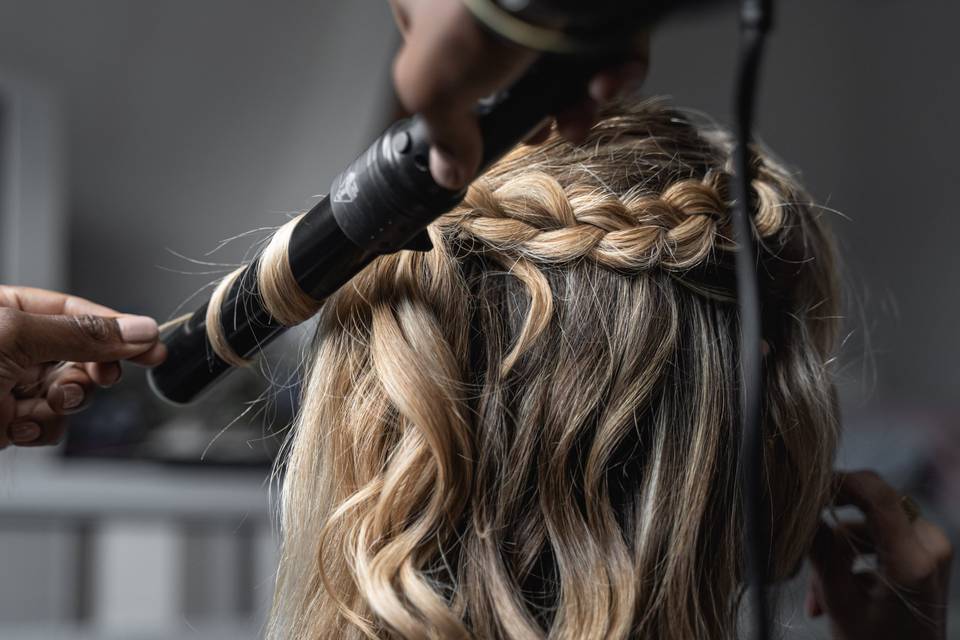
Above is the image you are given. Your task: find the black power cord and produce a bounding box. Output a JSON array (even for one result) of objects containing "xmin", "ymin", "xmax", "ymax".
[{"xmin": 731, "ymin": 1, "xmax": 774, "ymax": 639}]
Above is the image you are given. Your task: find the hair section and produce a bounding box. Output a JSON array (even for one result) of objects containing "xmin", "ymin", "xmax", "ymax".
[{"xmin": 244, "ymin": 99, "xmax": 842, "ymax": 639}]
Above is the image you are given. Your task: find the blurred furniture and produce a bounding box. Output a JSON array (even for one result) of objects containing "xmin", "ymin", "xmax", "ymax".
[{"xmin": 0, "ymin": 455, "xmax": 276, "ymax": 639}]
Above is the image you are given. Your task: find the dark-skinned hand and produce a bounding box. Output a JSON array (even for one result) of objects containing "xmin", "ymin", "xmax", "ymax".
[
  {"xmin": 388, "ymin": 0, "xmax": 650, "ymax": 190},
  {"xmin": 0, "ymin": 286, "xmax": 166, "ymax": 449},
  {"xmin": 808, "ymin": 470, "xmax": 952, "ymax": 639}
]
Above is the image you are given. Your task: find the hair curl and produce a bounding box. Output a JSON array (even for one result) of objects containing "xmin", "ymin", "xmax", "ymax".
[{"xmin": 257, "ymin": 98, "xmax": 840, "ymax": 639}]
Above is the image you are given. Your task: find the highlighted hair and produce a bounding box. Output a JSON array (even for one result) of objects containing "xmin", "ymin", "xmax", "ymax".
[{"xmin": 239, "ymin": 99, "xmax": 841, "ymax": 639}]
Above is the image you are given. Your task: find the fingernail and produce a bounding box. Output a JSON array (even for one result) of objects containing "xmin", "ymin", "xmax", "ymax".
[
  {"xmin": 9, "ymin": 423, "xmax": 41, "ymax": 444},
  {"xmin": 430, "ymin": 148, "xmax": 464, "ymax": 190},
  {"xmin": 588, "ymin": 76, "xmax": 617, "ymax": 103},
  {"xmin": 61, "ymin": 383, "xmax": 85, "ymax": 410},
  {"xmin": 117, "ymin": 315, "xmax": 159, "ymax": 343}
]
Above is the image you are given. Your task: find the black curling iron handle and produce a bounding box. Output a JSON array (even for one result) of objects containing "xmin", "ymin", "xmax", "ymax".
[{"xmin": 149, "ymin": 55, "xmax": 606, "ymax": 404}]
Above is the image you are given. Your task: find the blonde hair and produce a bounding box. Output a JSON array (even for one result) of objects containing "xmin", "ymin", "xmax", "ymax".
[{"xmin": 206, "ymin": 99, "xmax": 840, "ymax": 639}]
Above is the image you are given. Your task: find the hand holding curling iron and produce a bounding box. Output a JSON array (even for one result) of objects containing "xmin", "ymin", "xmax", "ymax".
[{"xmin": 389, "ymin": 0, "xmax": 650, "ymax": 189}]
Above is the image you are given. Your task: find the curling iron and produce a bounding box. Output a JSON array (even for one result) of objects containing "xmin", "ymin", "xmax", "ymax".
[
  {"xmin": 149, "ymin": 55, "xmax": 612, "ymax": 404},
  {"xmin": 148, "ymin": 0, "xmax": 732, "ymax": 405}
]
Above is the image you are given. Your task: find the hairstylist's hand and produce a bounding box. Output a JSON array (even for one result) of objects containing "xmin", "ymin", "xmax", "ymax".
[
  {"xmin": 389, "ymin": 0, "xmax": 649, "ymax": 189},
  {"xmin": 807, "ymin": 470, "xmax": 952, "ymax": 639},
  {"xmin": 0, "ymin": 286, "xmax": 166, "ymax": 449}
]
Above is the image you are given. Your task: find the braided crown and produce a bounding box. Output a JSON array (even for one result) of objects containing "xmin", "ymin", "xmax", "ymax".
[{"xmin": 449, "ymin": 167, "xmax": 787, "ymax": 272}]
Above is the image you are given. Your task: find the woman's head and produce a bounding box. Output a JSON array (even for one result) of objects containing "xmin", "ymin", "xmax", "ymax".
[{"xmin": 269, "ymin": 99, "xmax": 840, "ymax": 639}]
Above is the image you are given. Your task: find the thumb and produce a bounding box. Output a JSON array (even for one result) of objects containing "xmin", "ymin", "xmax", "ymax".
[
  {"xmin": 392, "ymin": 0, "xmax": 533, "ymax": 188},
  {"xmin": 1, "ymin": 309, "xmax": 159, "ymax": 368},
  {"xmin": 425, "ymin": 112, "xmax": 484, "ymax": 190}
]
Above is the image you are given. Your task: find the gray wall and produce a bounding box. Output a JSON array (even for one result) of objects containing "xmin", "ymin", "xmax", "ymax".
[{"xmin": 0, "ymin": 73, "xmax": 66, "ymax": 290}]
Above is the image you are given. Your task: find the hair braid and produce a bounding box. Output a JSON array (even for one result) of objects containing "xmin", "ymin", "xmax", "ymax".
[{"xmin": 449, "ymin": 166, "xmax": 783, "ymax": 273}]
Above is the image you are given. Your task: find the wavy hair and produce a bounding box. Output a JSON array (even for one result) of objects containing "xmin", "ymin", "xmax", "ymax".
[{"xmin": 263, "ymin": 99, "xmax": 841, "ymax": 639}]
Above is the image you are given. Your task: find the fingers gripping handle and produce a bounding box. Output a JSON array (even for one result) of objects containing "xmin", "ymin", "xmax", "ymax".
[
  {"xmin": 328, "ymin": 55, "xmax": 603, "ymax": 257},
  {"xmin": 149, "ymin": 56, "xmax": 605, "ymax": 404}
]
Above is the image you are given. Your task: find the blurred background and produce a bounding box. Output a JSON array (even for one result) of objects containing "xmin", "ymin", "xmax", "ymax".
[{"xmin": 0, "ymin": 0, "xmax": 956, "ymax": 638}]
